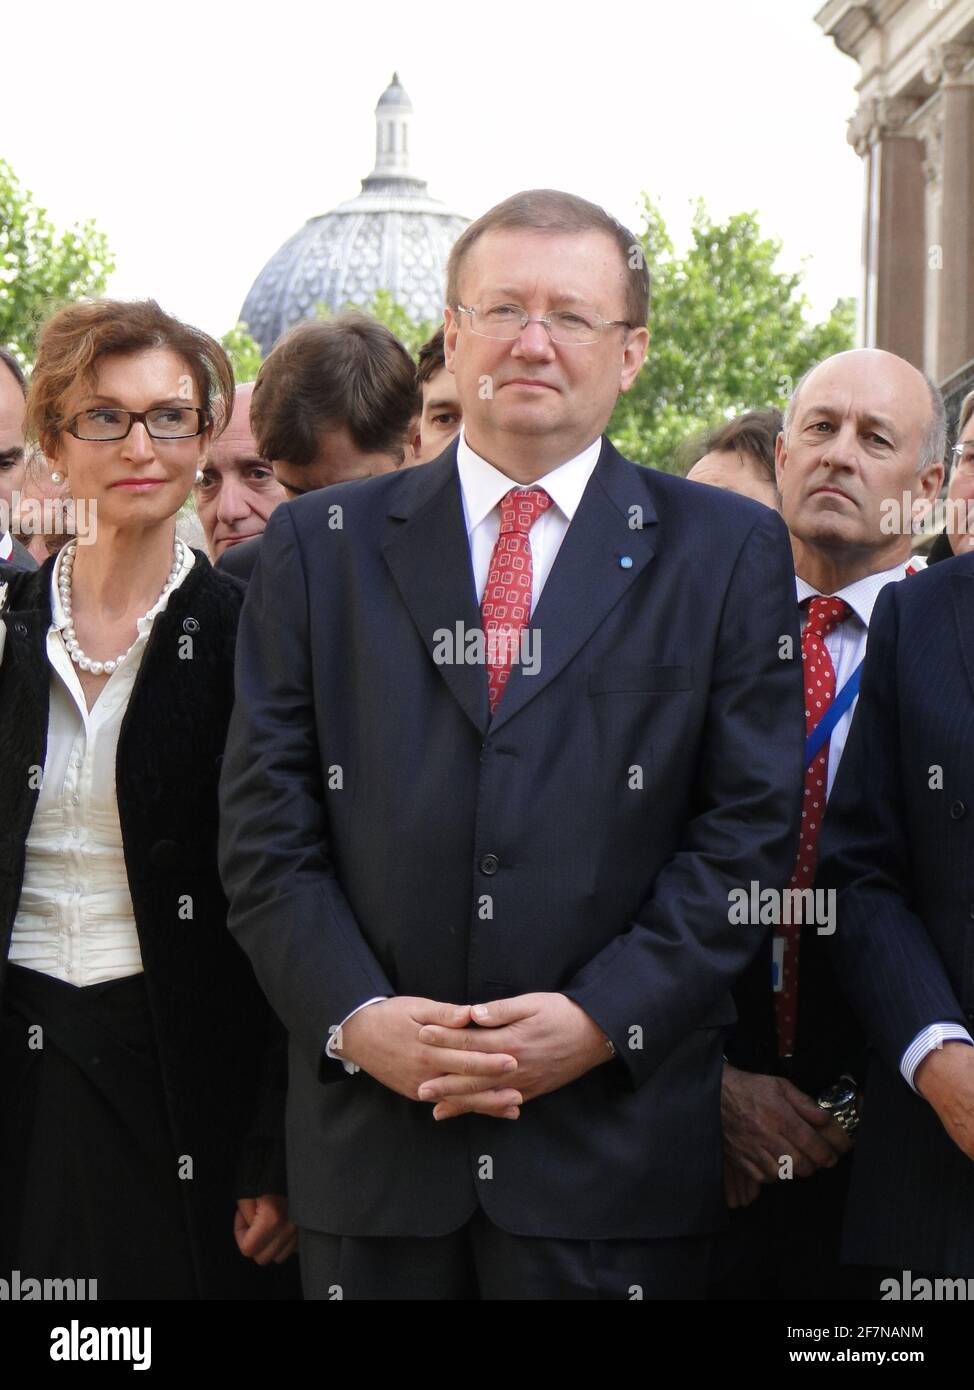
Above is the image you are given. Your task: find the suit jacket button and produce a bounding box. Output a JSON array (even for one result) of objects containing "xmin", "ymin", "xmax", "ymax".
[
  {"xmin": 950, "ymin": 800, "xmax": 966, "ymax": 820},
  {"xmin": 182, "ymin": 617, "xmax": 200, "ymax": 634},
  {"xmin": 13, "ymin": 622, "xmax": 27, "ymax": 635},
  {"xmin": 149, "ymin": 839, "xmax": 180, "ymax": 870},
  {"xmin": 479, "ymin": 853, "xmax": 500, "ymax": 876}
]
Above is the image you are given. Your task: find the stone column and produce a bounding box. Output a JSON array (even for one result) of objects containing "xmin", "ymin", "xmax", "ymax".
[
  {"xmin": 926, "ymin": 43, "xmax": 974, "ymax": 381},
  {"xmin": 848, "ymin": 96, "xmax": 925, "ymax": 365}
]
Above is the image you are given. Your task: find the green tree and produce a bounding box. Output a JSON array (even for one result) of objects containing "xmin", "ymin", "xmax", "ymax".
[
  {"xmin": 0, "ymin": 160, "xmax": 114, "ymax": 364},
  {"xmin": 317, "ymin": 288, "xmax": 439, "ymax": 360},
  {"xmin": 221, "ymin": 321, "xmax": 263, "ymax": 383},
  {"xmin": 609, "ymin": 196, "xmax": 855, "ymax": 471}
]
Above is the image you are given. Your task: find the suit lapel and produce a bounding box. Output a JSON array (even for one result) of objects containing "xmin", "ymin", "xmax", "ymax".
[
  {"xmin": 490, "ymin": 441, "xmax": 658, "ymax": 732},
  {"xmin": 382, "ymin": 450, "xmax": 491, "ymax": 735}
]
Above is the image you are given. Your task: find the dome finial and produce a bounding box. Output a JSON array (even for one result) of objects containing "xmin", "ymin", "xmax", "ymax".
[{"xmin": 372, "ymin": 72, "xmax": 414, "ymax": 177}]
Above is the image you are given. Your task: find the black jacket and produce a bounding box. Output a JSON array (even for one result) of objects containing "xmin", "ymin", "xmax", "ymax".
[
  {"xmin": 0, "ymin": 551, "xmax": 296, "ymax": 1298},
  {"xmin": 819, "ymin": 553, "xmax": 974, "ymax": 1274}
]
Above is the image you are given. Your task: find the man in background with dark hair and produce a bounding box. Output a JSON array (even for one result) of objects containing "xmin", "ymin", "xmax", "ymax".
[
  {"xmin": 0, "ymin": 347, "xmax": 36, "ymax": 571},
  {"xmin": 217, "ymin": 313, "xmax": 416, "ymax": 582},
  {"xmin": 406, "ymin": 327, "xmax": 463, "ymax": 466},
  {"xmin": 926, "ymin": 387, "xmax": 974, "ymax": 564},
  {"xmin": 684, "ymin": 409, "xmax": 782, "ymax": 510}
]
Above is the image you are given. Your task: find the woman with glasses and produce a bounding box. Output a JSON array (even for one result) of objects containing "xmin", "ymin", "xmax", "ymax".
[{"xmin": 0, "ymin": 299, "xmax": 297, "ymax": 1298}]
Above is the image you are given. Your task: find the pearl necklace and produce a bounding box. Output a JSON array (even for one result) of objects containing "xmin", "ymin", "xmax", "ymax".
[{"xmin": 58, "ymin": 538, "xmax": 185, "ymax": 676}]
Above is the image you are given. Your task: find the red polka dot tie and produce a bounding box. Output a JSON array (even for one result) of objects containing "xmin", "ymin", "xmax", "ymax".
[
  {"xmin": 774, "ymin": 595, "xmax": 851, "ymax": 1057},
  {"xmin": 481, "ymin": 487, "xmax": 552, "ymax": 714}
]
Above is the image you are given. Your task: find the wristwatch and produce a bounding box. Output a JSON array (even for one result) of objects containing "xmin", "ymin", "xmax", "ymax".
[{"xmin": 816, "ymin": 1074, "xmax": 861, "ymax": 1136}]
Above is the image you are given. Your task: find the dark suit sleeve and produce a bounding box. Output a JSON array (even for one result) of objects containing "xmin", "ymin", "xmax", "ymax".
[
  {"xmin": 563, "ymin": 509, "xmax": 805, "ymax": 1086},
  {"xmin": 218, "ymin": 505, "xmax": 394, "ymax": 1083},
  {"xmin": 817, "ymin": 580, "xmax": 966, "ymax": 1074}
]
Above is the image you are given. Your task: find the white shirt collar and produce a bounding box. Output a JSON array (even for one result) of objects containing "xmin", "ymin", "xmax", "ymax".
[
  {"xmin": 795, "ymin": 557, "xmax": 915, "ymax": 630},
  {"xmin": 0, "ymin": 530, "xmax": 13, "ymax": 561},
  {"xmin": 50, "ymin": 541, "xmax": 196, "ymax": 636},
  {"xmin": 455, "ymin": 427, "xmax": 602, "ymax": 533}
]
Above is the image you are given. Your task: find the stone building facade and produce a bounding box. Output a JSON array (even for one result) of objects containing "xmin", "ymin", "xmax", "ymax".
[{"xmin": 816, "ymin": 0, "xmax": 974, "ymax": 431}]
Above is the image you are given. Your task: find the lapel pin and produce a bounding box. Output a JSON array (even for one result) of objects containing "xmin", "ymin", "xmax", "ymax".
[{"xmin": 619, "ymin": 555, "xmax": 633, "ymax": 569}]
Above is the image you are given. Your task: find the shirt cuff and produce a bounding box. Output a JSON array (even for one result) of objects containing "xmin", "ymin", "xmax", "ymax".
[
  {"xmin": 901, "ymin": 1023, "xmax": 974, "ymax": 1093},
  {"xmin": 325, "ymin": 997, "xmax": 388, "ymax": 1075}
]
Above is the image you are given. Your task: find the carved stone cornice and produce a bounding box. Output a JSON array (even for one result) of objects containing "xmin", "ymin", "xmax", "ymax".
[
  {"xmin": 847, "ymin": 94, "xmax": 922, "ymax": 156},
  {"xmin": 923, "ymin": 41, "xmax": 974, "ymax": 88},
  {"xmin": 826, "ymin": 4, "xmax": 878, "ymax": 61}
]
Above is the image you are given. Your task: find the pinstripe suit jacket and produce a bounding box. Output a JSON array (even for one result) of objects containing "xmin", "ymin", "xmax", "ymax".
[{"xmin": 818, "ymin": 551, "xmax": 974, "ymax": 1274}]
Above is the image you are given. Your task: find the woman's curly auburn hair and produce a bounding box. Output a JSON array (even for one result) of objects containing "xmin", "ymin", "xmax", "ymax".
[{"xmin": 26, "ymin": 299, "xmax": 235, "ymax": 456}]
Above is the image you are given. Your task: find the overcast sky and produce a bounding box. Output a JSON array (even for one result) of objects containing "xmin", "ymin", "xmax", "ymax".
[{"xmin": 4, "ymin": 0, "xmax": 863, "ymax": 340}]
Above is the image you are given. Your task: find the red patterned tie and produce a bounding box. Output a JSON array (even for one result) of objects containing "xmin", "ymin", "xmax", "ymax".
[
  {"xmin": 481, "ymin": 486, "xmax": 552, "ymax": 713},
  {"xmin": 774, "ymin": 595, "xmax": 851, "ymax": 1057}
]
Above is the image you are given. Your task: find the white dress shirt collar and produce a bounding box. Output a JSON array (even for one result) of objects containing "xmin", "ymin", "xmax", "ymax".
[
  {"xmin": 0, "ymin": 530, "xmax": 13, "ymax": 561},
  {"xmin": 795, "ymin": 557, "xmax": 916, "ymax": 630},
  {"xmin": 455, "ymin": 428, "xmax": 602, "ymax": 533}
]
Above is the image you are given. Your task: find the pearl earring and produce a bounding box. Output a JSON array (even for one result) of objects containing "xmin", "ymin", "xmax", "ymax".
[
  {"xmin": 50, "ymin": 471, "xmax": 63, "ymax": 484},
  {"xmin": 195, "ymin": 468, "xmax": 204, "ymax": 484}
]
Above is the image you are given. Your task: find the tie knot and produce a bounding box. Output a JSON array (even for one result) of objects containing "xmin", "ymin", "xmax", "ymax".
[
  {"xmin": 804, "ymin": 595, "xmax": 850, "ymax": 639},
  {"xmin": 499, "ymin": 487, "xmax": 552, "ymax": 535}
]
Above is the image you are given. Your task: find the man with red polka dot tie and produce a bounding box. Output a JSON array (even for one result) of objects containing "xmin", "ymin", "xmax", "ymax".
[{"xmin": 714, "ymin": 348, "xmax": 945, "ymax": 1302}]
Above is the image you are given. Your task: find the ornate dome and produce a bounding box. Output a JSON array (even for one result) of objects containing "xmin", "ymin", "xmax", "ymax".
[{"xmin": 240, "ymin": 74, "xmax": 469, "ymax": 355}]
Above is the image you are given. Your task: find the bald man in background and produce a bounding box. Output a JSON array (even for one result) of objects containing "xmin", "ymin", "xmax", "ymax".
[
  {"xmin": 194, "ymin": 382, "xmax": 287, "ymax": 563},
  {"xmin": 712, "ymin": 349, "xmax": 945, "ymax": 1300}
]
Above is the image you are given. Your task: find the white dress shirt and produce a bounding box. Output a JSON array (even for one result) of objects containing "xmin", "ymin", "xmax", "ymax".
[
  {"xmin": 7, "ymin": 543, "xmax": 195, "ymax": 986},
  {"xmin": 0, "ymin": 530, "xmax": 13, "ymax": 561},
  {"xmin": 456, "ymin": 428, "xmax": 602, "ymax": 610},
  {"xmin": 796, "ymin": 558, "xmax": 919, "ymax": 798},
  {"xmin": 326, "ymin": 430, "xmax": 604, "ymax": 1071},
  {"xmin": 798, "ymin": 557, "xmax": 973, "ymax": 1090}
]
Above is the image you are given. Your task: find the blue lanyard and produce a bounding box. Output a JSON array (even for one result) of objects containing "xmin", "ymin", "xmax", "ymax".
[{"xmin": 805, "ymin": 660, "xmax": 864, "ymax": 766}]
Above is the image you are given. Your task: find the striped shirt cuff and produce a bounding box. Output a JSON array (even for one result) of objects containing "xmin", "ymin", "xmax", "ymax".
[{"xmin": 901, "ymin": 1023, "xmax": 974, "ymax": 1093}]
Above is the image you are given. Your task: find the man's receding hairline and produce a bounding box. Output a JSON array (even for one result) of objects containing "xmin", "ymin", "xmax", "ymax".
[{"xmin": 457, "ymin": 226, "xmax": 635, "ymax": 302}]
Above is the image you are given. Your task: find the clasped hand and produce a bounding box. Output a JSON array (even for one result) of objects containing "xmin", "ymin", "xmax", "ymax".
[{"xmin": 337, "ymin": 993, "xmax": 611, "ymax": 1120}]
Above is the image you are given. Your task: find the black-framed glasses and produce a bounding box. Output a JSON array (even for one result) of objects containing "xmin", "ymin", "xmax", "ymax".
[
  {"xmin": 455, "ymin": 303, "xmax": 632, "ymax": 346},
  {"xmin": 65, "ymin": 407, "xmax": 210, "ymax": 441}
]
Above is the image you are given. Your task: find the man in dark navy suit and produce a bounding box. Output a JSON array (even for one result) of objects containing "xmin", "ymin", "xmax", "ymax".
[
  {"xmin": 818, "ymin": 425, "xmax": 974, "ymax": 1288},
  {"xmin": 712, "ymin": 350, "xmax": 945, "ymax": 1299},
  {"xmin": 218, "ymin": 188, "xmax": 805, "ymax": 1300}
]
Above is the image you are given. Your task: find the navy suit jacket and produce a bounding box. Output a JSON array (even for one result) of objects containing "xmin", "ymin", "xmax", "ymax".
[
  {"xmin": 818, "ymin": 553, "xmax": 974, "ymax": 1274},
  {"xmin": 215, "ymin": 535, "xmax": 261, "ymax": 584},
  {"xmin": 218, "ymin": 437, "xmax": 805, "ymax": 1239}
]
